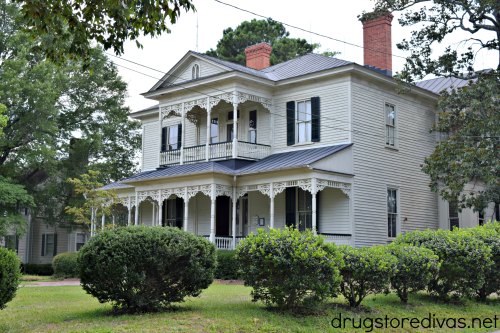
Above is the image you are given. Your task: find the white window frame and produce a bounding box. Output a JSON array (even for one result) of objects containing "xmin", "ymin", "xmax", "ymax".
[
  {"xmin": 210, "ymin": 117, "xmax": 219, "ymax": 143},
  {"xmin": 387, "ymin": 187, "xmax": 399, "ymax": 238},
  {"xmin": 166, "ymin": 124, "xmax": 180, "ymax": 150},
  {"xmin": 75, "ymin": 233, "xmax": 87, "ymax": 251},
  {"xmin": 385, "ymin": 103, "xmax": 397, "ymax": 148},
  {"xmin": 42, "ymin": 233, "xmax": 56, "ymax": 257},
  {"xmin": 296, "ymin": 100, "xmax": 312, "ymax": 144},
  {"xmin": 191, "ymin": 63, "xmax": 200, "ymax": 80}
]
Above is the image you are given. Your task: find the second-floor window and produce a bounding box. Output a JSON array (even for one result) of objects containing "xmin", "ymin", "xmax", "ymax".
[
  {"xmin": 286, "ymin": 97, "xmax": 320, "ymax": 146},
  {"xmin": 248, "ymin": 110, "xmax": 257, "ymax": 143},
  {"xmin": 385, "ymin": 103, "xmax": 396, "ymax": 146},
  {"xmin": 161, "ymin": 124, "xmax": 182, "ymax": 151}
]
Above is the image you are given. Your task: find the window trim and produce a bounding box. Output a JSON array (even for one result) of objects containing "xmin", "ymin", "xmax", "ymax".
[
  {"xmin": 210, "ymin": 117, "xmax": 219, "ymax": 144},
  {"xmin": 165, "ymin": 124, "xmax": 180, "ymax": 151},
  {"xmin": 295, "ymin": 99, "xmax": 312, "ymax": 144},
  {"xmin": 384, "ymin": 102, "xmax": 398, "ymax": 149},
  {"xmin": 191, "ymin": 63, "xmax": 200, "ymax": 80},
  {"xmin": 75, "ymin": 232, "xmax": 87, "ymax": 251},
  {"xmin": 296, "ymin": 187, "xmax": 313, "ymax": 231},
  {"xmin": 387, "ymin": 187, "xmax": 399, "ymax": 238},
  {"xmin": 42, "ymin": 233, "xmax": 56, "ymax": 257}
]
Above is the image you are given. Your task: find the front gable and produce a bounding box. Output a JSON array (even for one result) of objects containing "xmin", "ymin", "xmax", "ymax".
[{"xmin": 148, "ymin": 52, "xmax": 231, "ymax": 92}]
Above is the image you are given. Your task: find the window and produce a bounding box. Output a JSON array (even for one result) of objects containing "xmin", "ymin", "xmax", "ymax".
[
  {"xmin": 4, "ymin": 235, "xmax": 18, "ymax": 253},
  {"xmin": 448, "ymin": 200, "xmax": 459, "ymax": 230},
  {"xmin": 296, "ymin": 100, "xmax": 312, "ymax": 143},
  {"xmin": 385, "ymin": 103, "xmax": 396, "ymax": 146},
  {"xmin": 164, "ymin": 198, "xmax": 183, "ymax": 228},
  {"xmin": 210, "ymin": 118, "xmax": 219, "ymax": 143},
  {"xmin": 41, "ymin": 233, "xmax": 57, "ymax": 256},
  {"xmin": 191, "ymin": 64, "xmax": 200, "ymax": 79},
  {"xmin": 161, "ymin": 124, "xmax": 181, "ymax": 151},
  {"xmin": 387, "ymin": 188, "xmax": 398, "ymax": 238},
  {"xmin": 76, "ymin": 233, "xmax": 87, "ymax": 251},
  {"xmin": 286, "ymin": 97, "xmax": 320, "ymax": 146},
  {"xmin": 478, "ymin": 211, "xmax": 485, "ymax": 226},
  {"xmin": 248, "ymin": 110, "xmax": 257, "ymax": 143},
  {"xmin": 297, "ymin": 188, "xmax": 312, "ymax": 231}
]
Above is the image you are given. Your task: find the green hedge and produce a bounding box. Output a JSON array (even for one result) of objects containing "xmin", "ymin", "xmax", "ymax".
[
  {"xmin": 52, "ymin": 252, "xmax": 79, "ymax": 278},
  {"xmin": 0, "ymin": 248, "xmax": 21, "ymax": 310},
  {"xmin": 215, "ymin": 250, "xmax": 239, "ymax": 280},
  {"xmin": 236, "ymin": 227, "xmax": 342, "ymax": 310},
  {"xmin": 22, "ymin": 264, "xmax": 53, "ymax": 276},
  {"xmin": 79, "ymin": 226, "xmax": 216, "ymax": 313}
]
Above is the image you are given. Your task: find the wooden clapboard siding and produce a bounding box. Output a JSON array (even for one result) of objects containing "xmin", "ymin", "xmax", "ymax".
[
  {"xmin": 318, "ymin": 188, "xmax": 350, "ymax": 234},
  {"xmin": 169, "ymin": 60, "xmax": 226, "ymax": 86},
  {"xmin": 142, "ymin": 119, "xmax": 160, "ymax": 171},
  {"xmin": 350, "ymin": 77, "xmax": 439, "ymax": 246}
]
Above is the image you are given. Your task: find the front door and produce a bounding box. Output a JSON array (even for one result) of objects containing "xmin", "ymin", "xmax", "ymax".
[{"xmin": 216, "ymin": 196, "xmax": 230, "ymax": 236}]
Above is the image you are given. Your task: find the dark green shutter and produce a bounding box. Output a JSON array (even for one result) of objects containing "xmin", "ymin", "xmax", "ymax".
[
  {"xmin": 41, "ymin": 234, "xmax": 45, "ymax": 256},
  {"xmin": 53, "ymin": 234, "xmax": 58, "ymax": 256},
  {"xmin": 177, "ymin": 124, "xmax": 182, "ymax": 149},
  {"xmin": 285, "ymin": 187, "xmax": 296, "ymax": 227},
  {"xmin": 161, "ymin": 127, "xmax": 167, "ymax": 152},
  {"xmin": 176, "ymin": 197, "xmax": 184, "ymax": 229},
  {"xmin": 286, "ymin": 101, "xmax": 295, "ymax": 146},
  {"xmin": 311, "ymin": 96, "xmax": 320, "ymax": 142}
]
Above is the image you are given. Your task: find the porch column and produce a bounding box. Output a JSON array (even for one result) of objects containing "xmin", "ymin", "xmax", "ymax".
[
  {"xmin": 112, "ymin": 214, "xmax": 115, "ymax": 227},
  {"xmin": 184, "ymin": 187, "xmax": 189, "ymax": 232},
  {"xmin": 158, "ymin": 106, "xmax": 162, "ymax": 168},
  {"xmin": 90, "ymin": 207, "xmax": 95, "ymax": 237},
  {"xmin": 269, "ymin": 182, "xmax": 275, "ymax": 228},
  {"xmin": 232, "ymin": 186, "xmax": 237, "ymax": 249},
  {"xmin": 205, "ymin": 97, "xmax": 211, "ymax": 161},
  {"xmin": 152, "ymin": 201, "xmax": 156, "ymax": 226},
  {"xmin": 158, "ymin": 197, "xmax": 163, "ymax": 227},
  {"xmin": 210, "ymin": 184, "xmax": 216, "ymax": 243},
  {"xmin": 311, "ymin": 178, "xmax": 317, "ymax": 235},
  {"xmin": 134, "ymin": 192, "xmax": 139, "ymax": 226},
  {"xmin": 127, "ymin": 197, "xmax": 132, "ymax": 226},
  {"xmin": 101, "ymin": 213, "xmax": 105, "ymax": 230},
  {"xmin": 232, "ymin": 92, "xmax": 238, "ymax": 158},
  {"xmin": 180, "ymin": 102, "xmax": 185, "ymax": 165}
]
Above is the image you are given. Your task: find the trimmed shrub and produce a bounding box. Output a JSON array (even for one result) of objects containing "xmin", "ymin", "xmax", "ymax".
[
  {"xmin": 52, "ymin": 252, "xmax": 79, "ymax": 278},
  {"xmin": 215, "ymin": 250, "xmax": 240, "ymax": 280},
  {"xmin": 236, "ymin": 227, "xmax": 342, "ymax": 310},
  {"xmin": 396, "ymin": 229, "xmax": 492, "ymax": 299},
  {"xmin": 79, "ymin": 226, "xmax": 216, "ymax": 313},
  {"xmin": 387, "ymin": 244, "xmax": 440, "ymax": 303},
  {"xmin": 338, "ymin": 245, "xmax": 397, "ymax": 307},
  {"xmin": 0, "ymin": 248, "xmax": 21, "ymax": 310},
  {"xmin": 22, "ymin": 264, "xmax": 53, "ymax": 276}
]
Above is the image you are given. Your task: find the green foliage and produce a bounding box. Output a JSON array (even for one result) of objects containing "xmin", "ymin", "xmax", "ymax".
[
  {"xmin": 78, "ymin": 226, "xmax": 216, "ymax": 313},
  {"xmin": 338, "ymin": 245, "xmax": 397, "ymax": 307},
  {"xmin": 206, "ymin": 18, "xmax": 321, "ymax": 66},
  {"xmin": 0, "ymin": 248, "xmax": 21, "ymax": 310},
  {"xmin": 215, "ymin": 250, "xmax": 240, "ymax": 280},
  {"xmin": 14, "ymin": 0, "xmax": 195, "ymax": 63},
  {"xmin": 0, "ymin": 104, "xmax": 7, "ymax": 137},
  {"xmin": 21, "ymin": 264, "xmax": 53, "ymax": 276},
  {"xmin": 386, "ymin": 243, "xmax": 440, "ymax": 303},
  {"xmin": 0, "ymin": 176, "xmax": 33, "ymax": 237},
  {"xmin": 395, "ymin": 228, "xmax": 493, "ymax": 299},
  {"xmin": 236, "ymin": 228, "xmax": 342, "ymax": 310},
  {"xmin": 52, "ymin": 252, "xmax": 79, "ymax": 278}
]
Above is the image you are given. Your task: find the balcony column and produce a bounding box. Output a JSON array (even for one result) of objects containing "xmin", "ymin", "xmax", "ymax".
[
  {"xmin": 101, "ymin": 213, "xmax": 105, "ymax": 230},
  {"xmin": 232, "ymin": 92, "xmax": 238, "ymax": 158},
  {"xmin": 210, "ymin": 184, "xmax": 216, "ymax": 243},
  {"xmin": 134, "ymin": 192, "xmax": 139, "ymax": 226},
  {"xmin": 311, "ymin": 178, "xmax": 317, "ymax": 235},
  {"xmin": 205, "ymin": 97, "xmax": 211, "ymax": 161},
  {"xmin": 184, "ymin": 187, "xmax": 189, "ymax": 232},
  {"xmin": 269, "ymin": 182, "xmax": 275, "ymax": 229},
  {"xmin": 232, "ymin": 185, "xmax": 237, "ymax": 249},
  {"xmin": 158, "ymin": 197, "xmax": 163, "ymax": 227},
  {"xmin": 127, "ymin": 197, "xmax": 132, "ymax": 226},
  {"xmin": 180, "ymin": 102, "xmax": 185, "ymax": 165}
]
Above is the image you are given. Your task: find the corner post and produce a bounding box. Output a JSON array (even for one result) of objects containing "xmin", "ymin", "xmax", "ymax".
[
  {"xmin": 127, "ymin": 196, "xmax": 132, "ymax": 226},
  {"xmin": 232, "ymin": 186, "xmax": 237, "ymax": 249},
  {"xmin": 158, "ymin": 194, "xmax": 163, "ymax": 227},
  {"xmin": 210, "ymin": 184, "xmax": 216, "ymax": 243},
  {"xmin": 184, "ymin": 187, "xmax": 189, "ymax": 232},
  {"xmin": 269, "ymin": 182, "xmax": 275, "ymax": 229},
  {"xmin": 311, "ymin": 178, "xmax": 317, "ymax": 235},
  {"xmin": 134, "ymin": 192, "xmax": 139, "ymax": 226},
  {"xmin": 232, "ymin": 92, "xmax": 238, "ymax": 158},
  {"xmin": 180, "ymin": 102, "xmax": 185, "ymax": 165},
  {"xmin": 206, "ymin": 97, "xmax": 211, "ymax": 161}
]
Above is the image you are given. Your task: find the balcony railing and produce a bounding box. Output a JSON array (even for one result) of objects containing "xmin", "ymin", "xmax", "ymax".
[{"xmin": 160, "ymin": 141, "xmax": 271, "ymax": 166}]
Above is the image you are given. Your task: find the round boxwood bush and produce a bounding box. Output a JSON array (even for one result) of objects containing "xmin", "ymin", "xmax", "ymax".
[
  {"xmin": 0, "ymin": 247, "xmax": 21, "ymax": 310},
  {"xmin": 338, "ymin": 245, "xmax": 397, "ymax": 307},
  {"xmin": 52, "ymin": 252, "xmax": 79, "ymax": 278},
  {"xmin": 215, "ymin": 250, "xmax": 240, "ymax": 280},
  {"xmin": 78, "ymin": 226, "xmax": 216, "ymax": 313},
  {"xmin": 387, "ymin": 244, "xmax": 440, "ymax": 303},
  {"xmin": 236, "ymin": 227, "xmax": 342, "ymax": 310},
  {"xmin": 395, "ymin": 228, "xmax": 492, "ymax": 300}
]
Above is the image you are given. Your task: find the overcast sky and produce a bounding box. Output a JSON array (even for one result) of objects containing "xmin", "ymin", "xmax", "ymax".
[{"xmin": 112, "ymin": 0, "xmax": 497, "ymax": 112}]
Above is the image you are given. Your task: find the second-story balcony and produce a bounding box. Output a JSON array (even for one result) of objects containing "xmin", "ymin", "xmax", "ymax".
[{"xmin": 160, "ymin": 140, "xmax": 272, "ymax": 166}]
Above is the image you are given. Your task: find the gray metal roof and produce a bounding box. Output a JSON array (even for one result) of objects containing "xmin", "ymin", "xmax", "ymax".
[
  {"xmin": 101, "ymin": 182, "xmax": 134, "ymax": 190},
  {"xmin": 238, "ymin": 144, "xmax": 352, "ymax": 175},
  {"xmin": 415, "ymin": 76, "xmax": 471, "ymax": 94}
]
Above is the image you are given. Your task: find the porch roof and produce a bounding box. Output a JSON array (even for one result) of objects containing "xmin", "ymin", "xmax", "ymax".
[{"xmin": 105, "ymin": 144, "xmax": 352, "ymax": 188}]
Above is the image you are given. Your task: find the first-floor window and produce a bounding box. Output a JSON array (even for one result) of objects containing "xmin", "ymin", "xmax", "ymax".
[
  {"xmin": 478, "ymin": 211, "xmax": 485, "ymax": 226},
  {"xmin": 4, "ymin": 235, "xmax": 18, "ymax": 253},
  {"xmin": 297, "ymin": 188, "xmax": 312, "ymax": 231},
  {"xmin": 448, "ymin": 200, "xmax": 459, "ymax": 230},
  {"xmin": 210, "ymin": 118, "xmax": 219, "ymax": 143},
  {"xmin": 164, "ymin": 198, "xmax": 184, "ymax": 229},
  {"xmin": 41, "ymin": 233, "xmax": 57, "ymax": 256},
  {"xmin": 76, "ymin": 233, "xmax": 87, "ymax": 251},
  {"xmin": 387, "ymin": 188, "xmax": 398, "ymax": 238}
]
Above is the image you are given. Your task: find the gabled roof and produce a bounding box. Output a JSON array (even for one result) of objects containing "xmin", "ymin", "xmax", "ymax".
[{"xmin": 415, "ymin": 76, "xmax": 471, "ymax": 94}]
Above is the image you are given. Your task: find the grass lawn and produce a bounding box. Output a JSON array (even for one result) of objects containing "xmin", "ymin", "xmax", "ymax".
[
  {"xmin": 1, "ymin": 283, "xmax": 498, "ymax": 333},
  {"xmin": 19, "ymin": 275, "xmax": 57, "ymax": 284}
]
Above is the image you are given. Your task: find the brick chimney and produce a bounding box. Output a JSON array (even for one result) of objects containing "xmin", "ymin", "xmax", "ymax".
[
  {"xmin": 362, "ymin": 12, "xmax": 393, "ymax": 75},
  {"xmin": 244, "ymin": 42, "xmax": 272, "ymax": 70}
]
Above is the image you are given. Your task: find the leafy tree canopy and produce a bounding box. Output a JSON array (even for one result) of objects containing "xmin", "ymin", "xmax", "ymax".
[
  {"xmin": 0, "ymin": 176, "xmax": 34, "ymax": 237},
  {"xmin": 206, "ymin": 18, "xmax": 328, "ymax": 65},
  {"xmin": 12, "ymin": 0, "xmax": 195, "ymax": 63}
]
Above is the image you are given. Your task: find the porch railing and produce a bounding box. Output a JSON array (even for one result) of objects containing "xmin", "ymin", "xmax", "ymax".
[
  {"xmin": 318, "ymin": 233, "xmax": 352, "ymax": 245},
  {"xmin": 209, "ymin": 141, "xmax": 233, "ymax": 160},
  {"xmin": 160, "ymin": 149, "xmax": 180, "ymax": 165},
  {"xmin": 184, "ymin": 144, "xmax": 206, "ymax": 163},
  {"xmin": 237, "ymin": 141, "xmax": 272, "ymax": 160},
  {"xmin": 202, "ymin": 235, "xmax": 246, "ymax": 250}
]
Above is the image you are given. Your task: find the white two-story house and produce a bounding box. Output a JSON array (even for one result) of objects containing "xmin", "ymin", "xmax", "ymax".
[{"xmin": 101, "ymin": 12, "xmax": 498, "ymax": 250}]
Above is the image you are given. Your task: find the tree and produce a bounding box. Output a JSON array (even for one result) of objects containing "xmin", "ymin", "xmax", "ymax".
[
  {"xmin": 368, "ymin": 0, "xmax": 499, "ymax": 213},
  {"xmin": 0, "ymin": 104, "xmax": 7, "ymax": 137},
  {"xmin": 12, "ymin": 0, "xmax": 195, "ymax": 63},
  {"xmin": 206, "ymin": 18, "xmax": 322, "ymax": 65},
  {"xmin": 0, "ymin": 176, "xmax": 34, "ymax": 237}
]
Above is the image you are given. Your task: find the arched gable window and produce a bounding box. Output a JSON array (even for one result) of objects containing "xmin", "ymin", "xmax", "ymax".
[{"xmin": 191, "ymin": 64, "xmax": 200, "ymax": 79}]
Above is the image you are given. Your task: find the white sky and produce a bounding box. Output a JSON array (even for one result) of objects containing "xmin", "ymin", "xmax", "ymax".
[{"xmin": 113, "ymin": 0, "xmax": 498, "ymax": 112}]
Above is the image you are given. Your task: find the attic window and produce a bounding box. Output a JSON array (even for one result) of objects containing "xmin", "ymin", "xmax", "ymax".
[{"xmin": 192, "ymin": 64, "xmax": 200, "ymax": 79}]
